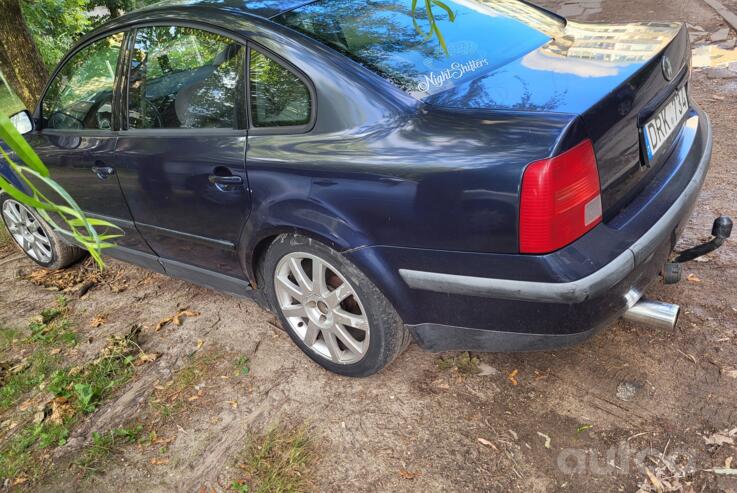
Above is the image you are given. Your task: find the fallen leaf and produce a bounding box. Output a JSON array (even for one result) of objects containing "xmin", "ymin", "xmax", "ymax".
[
  {"xmin": 19, "ymin": 399, "xmax": 35, "ymax": 412},
  {"xmin": 677, "ymin": 349, "xmax": 697, "ymax": 364},
  {"xmin": 136, "ymin": 352, "xmax": 160, "ymax": 366},
  {"xmin": 433, "ymin": 378, "xmax": 450, "ymax": 390},
  {"xmin": 399, "ymin": 469, "xmax": 420, "ymax": 480},
  {"xmin": 537, "ymin": 431, "xmax": 551, "ymax": 449},
  {"xmin": 687, "ymin": 273, "xmax": 702, "ymax": 283},
  {"xmin": 477, "ymin": 363, "xmax": 499, "ymax": 376},
  {"xmin": 645, "ymin": 466, "xmax": 665, "ymax": 493},
  {"xmin": 704, "ymin": 431, "xmax": 734, "ymax": 446},
  {"xmin": 48, "ymin": 348, "xmax": 61, "ymax": 355},
  {"xmin": 228, "ymin": 400, "xmax": 238, "ymax": 409},
  {"xmin": 150, "ymin": 458, "xmax": 169, "ymax": 465},
  {"xmin": 709, "ymin": 468, "xmax": 737, "ymax": 476},
  {"xmin": 507, "ymin": 369, "xmax": 519, "ymax": 386},
  {"xmin": 89, "ymin": 314, "xmax": 107, "ymax": 328},
  {"xmin": 477, "ymin": 437, "xmax": 498, "ymax": 450},
  {"xmin": 12, "ymin": 477, "xmax": 28, "ymax": 486},
  {"xmin": 722, "ymin": 368, "xmax": 737, "ymax": 379},
  {"xmin": 576, "ymin": 424, "xmax": 593, "ymax": 434},
  {"xmin": 155, "ymin": 308, "xmax": 200, "ymax": 331},
  {"xmin": 49, "ymin": 397, "xmax": 74, "ymax": 425},
  {"xmin": 196, "ymin": 339, "xmax": 205, "ymax": 350}
]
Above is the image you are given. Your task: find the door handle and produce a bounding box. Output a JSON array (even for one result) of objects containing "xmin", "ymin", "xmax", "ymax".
[
  {"xmin": 91, "ymin": 165, "xmax": 115, "ymax": 180},
  {"xmin": 208, "ymin": 175, "xmax": 243, "ymax": 186},
  {"xmin": 209, "ymin": 174, "xmax": 243, "ymax": 192}
]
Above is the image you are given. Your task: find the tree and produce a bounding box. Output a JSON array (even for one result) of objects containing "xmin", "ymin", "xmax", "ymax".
[
  {"xmin": 22, "ymin": 0, "xmax": 91, "ymax": 70},
  {"xmin": 0, "ymin": 0, "xmax": 49, "ymax": 110}
]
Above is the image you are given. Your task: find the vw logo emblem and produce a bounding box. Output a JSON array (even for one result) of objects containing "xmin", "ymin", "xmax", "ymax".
[{"xmin": 662, "ymin": 56, "xmax": 675, "ymax": 81}]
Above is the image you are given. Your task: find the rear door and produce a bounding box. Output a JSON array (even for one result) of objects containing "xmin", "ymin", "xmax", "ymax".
[
  {"xmin": 27, "ymin": 31, "xmax": 153, "ymax": 252},
  {"xmin": 114, "ymin": 25, "xmax": 250, "ymax": 278}
]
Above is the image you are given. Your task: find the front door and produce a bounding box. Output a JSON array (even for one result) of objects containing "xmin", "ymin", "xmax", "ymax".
[
  {"xmin": 29, "ymin": 31, "xmax": 153, "ymax": 253},
  {"xmin": 114, "ymin": 25, "xmax": 250, "ymax": 278}
]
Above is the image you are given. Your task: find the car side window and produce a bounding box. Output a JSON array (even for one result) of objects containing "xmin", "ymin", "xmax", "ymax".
[
  {"xmin": 42, "ymin": 33, "xmax": 124, "ymax": 130},
  {"xmin": 249, "ymin": 49, "xmax": 311, "ymax": 128},
  {"xmin": 128, "ymin": 26, "xmax": 245, "ymax": 130}
]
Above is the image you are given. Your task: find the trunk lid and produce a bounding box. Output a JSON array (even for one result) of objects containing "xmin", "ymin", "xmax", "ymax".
[{"xmin": 424, "ymin": 20, "xmax": 689, "ymax": 219}]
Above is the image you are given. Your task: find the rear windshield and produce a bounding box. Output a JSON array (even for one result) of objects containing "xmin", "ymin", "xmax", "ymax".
[{"xmin": 274, "ymin": 0, "xmax": 563, "ymax": 98}]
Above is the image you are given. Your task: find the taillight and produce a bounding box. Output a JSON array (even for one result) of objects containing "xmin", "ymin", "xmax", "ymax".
[{"xmin": 519, "ymin": 139, "xmax": 602, "ymax": 254}]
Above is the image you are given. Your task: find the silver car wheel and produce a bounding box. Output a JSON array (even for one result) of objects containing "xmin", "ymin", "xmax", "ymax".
[
  {"xmin": 274, "ymin": 252, "xmax": 370, "ymax": 365},
  {"xmin": 2, "ymin": 199, "xmax": 53, "ymax": 264}
]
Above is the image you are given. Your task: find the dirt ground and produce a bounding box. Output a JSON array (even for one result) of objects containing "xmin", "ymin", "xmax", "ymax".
[{"xmin": 2, "ymin": 1, "xmax": 737, "ymax": 492}]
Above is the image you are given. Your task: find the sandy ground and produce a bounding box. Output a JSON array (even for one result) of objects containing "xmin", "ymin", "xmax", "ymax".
[{"xmin": 1, "ymin": 1, "xmax": 737, "ymax": 492}]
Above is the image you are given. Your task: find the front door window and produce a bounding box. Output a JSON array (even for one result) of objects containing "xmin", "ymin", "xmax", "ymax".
[{"xmin": 42, "ymin": 33, "xmax": 124, "ymax": 130}]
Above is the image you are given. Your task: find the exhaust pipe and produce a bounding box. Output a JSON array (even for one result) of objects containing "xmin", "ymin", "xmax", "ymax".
[{"xmin": 623, "ymin": 298, "xmax": 680, "ymax": 330}]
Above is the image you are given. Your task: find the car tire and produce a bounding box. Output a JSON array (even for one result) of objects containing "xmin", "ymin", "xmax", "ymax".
[
  {"xmin": 262, "ymin": 233, "xmax": 409, "ymax": 377},
  {"xmin": 1, "ymin": 195, "xmax": 87, "ymax": 270}
]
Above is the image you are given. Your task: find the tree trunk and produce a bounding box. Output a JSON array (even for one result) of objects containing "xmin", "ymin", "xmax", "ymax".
[{"xmin": 0, "ymin": 0, "xmax": 48, "ymax": 111}]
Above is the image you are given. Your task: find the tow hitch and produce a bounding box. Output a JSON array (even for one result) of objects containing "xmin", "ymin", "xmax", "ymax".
[{"xmin": 662, "ymin": 215, "xmax": 733, "ymax": 284}]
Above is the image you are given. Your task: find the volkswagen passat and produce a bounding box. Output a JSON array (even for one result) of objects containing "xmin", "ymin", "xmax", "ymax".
[{"xmin": 1, "ymin": 0, "xmax": 723, "ymax": 376}]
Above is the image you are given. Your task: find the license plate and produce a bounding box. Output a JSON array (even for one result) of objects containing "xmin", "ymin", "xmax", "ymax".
[{"xmin": 643, "ymin": 87, "xmax": 689, "ymax": 161}]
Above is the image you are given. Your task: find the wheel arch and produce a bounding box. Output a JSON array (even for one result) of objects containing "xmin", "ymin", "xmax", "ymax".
[{"xmin": 238, "ymin": 198, "xmax": 373, "ymax": 287}]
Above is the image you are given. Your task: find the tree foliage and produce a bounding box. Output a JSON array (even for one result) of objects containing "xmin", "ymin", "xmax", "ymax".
[{"xmin": 21, "ymin": 0, "xmax": 92, "ymax": 70}]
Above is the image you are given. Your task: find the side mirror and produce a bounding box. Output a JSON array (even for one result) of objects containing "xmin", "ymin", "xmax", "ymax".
[{"xmin": 9, "ymin": 110, "xmax": 33, "ymax": 135}]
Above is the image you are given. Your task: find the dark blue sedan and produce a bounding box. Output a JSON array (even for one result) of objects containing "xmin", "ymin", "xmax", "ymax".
[{"xmin": 1, "ymin": 0, "xmax": 725, "ymax": 376}]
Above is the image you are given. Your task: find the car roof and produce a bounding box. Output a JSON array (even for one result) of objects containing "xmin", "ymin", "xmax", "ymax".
[{"xmin": 136, "ymin": 0, "xmax": 315, "ymax": 19}]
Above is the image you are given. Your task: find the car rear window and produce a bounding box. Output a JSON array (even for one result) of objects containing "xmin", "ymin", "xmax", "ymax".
[{"xmin": 274, "ymin": 0, "xmax": 562, "ymax": 98}]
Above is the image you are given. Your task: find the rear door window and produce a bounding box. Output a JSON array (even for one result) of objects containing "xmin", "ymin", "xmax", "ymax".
[{"xmin": 127, "ymin": 26, "xmax": 245, "ymax": 129}]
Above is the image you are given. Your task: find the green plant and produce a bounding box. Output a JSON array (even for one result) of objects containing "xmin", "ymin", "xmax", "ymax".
[
  {"xmin": 411, "ymin": 0, "xmax": 456, "ymax": 55},
  {"xmin": 235, "ymin": 355, "xmax": 250, "ymax": 376},
  {"xmin": 231, "ymin": 481, "xmax": 250, "ymax": 492},
  {"xmin": 48, "ymin": 338, "xmax": 136, "ymax": 413},
  {"xmin": 74, "ymin": 383, "xmax": 95, "ymax": 413},
  {"xmin": 28, "ymin": 297, "xmax": 76, "ymax": 346},
  {"xmin": 436, "ymin": 352, "xmax": 480, "ymax": 375},
  {"xmin": 0, "ymin": 112, "xmax": 121, "ymax": 267}
]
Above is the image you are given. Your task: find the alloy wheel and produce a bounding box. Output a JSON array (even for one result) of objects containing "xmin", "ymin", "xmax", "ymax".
[
  {"xmin": 2, "ymin": 200, "xmax": 53, "ymax": 264},
  {"xmin": 274, "ymin": 252, "xmax": 370, "ymax": 365}
]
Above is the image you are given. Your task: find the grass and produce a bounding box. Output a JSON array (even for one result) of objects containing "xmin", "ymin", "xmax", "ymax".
[
  {"xmin": 232, "ymin": 426, "xmax": 314, "ymax": 493},
  {"xmin": 76, "ymin": 425, "xmax": 143, "ymax": 476},
  {"xmin": 46, "ymin": 332, "xmax": 138, "ymax": 415},
  {"xmin": 28, "ymin": 296, "xmax": 77, "ymax": 347},
  {"xmin": 150, "ymin": 350, "xmax": 221, "ymax": 423},
  {"xmin": 0, "ymin": 300, "xmax": 146, "ymax": 485},
  {"xmin": 0, "ymin": 298, "xmax": 74, "ymax": 410},
  {"xmin": 0, "ymin": 327, "xmax": 22, "ymax": 353},
  {"xmin": 0, "ymin": 350, "xmax": 59, "ymax": 410},
  {"xmin": 235, "ymin": 355, "xmax": 250, "ymax": 376},
  {"xmin": 0, "ymin": 82, "xmax": 23, "ymax": 117},
  {"xmin": 0, "ymin": 421, "xmax": 72, "ymax": 482},
  {"xmin": 436, "ymin": 352, "xmax": 480, "ymax": 375},
  {"xmin": 0, "ymin": 225, "xmax": 9, "ymax": 249}
]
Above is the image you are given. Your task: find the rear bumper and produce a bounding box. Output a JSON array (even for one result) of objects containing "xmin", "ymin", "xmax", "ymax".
[
  {"xmin": 399, "ymin": 115, "xmax": 712, "ymax": 306},
  {"xmin": 348, "ymin": 109, "xmax": 712, "ymax": 353}
]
